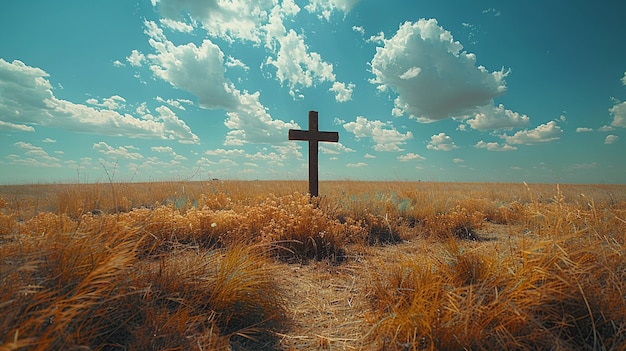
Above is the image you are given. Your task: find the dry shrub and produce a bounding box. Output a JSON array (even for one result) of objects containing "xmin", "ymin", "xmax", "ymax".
[
  {"xmin": 20, "ymin": 212, "xmax": 77, "ymax": 237},
  {"xmin": 234, "ymin": 193, "xmax": 360, "ymax": 261},
  {"xmin": 0, "ymin": 213, "xmax": 16, "ymax": 238},
  {"xmin": 423, "ymin": 205, "xmax": 485, "ymax": 240}
]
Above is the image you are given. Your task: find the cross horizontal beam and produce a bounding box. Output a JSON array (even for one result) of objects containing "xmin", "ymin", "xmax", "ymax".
[{"xmin": 288, "ymin": 129, "xmax": 339, "ymax": 142}]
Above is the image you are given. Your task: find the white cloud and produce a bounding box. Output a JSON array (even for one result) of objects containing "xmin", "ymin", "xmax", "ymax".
[
  {"xmin": 223, "ymin": 91, "xmax": 299, "ymax": 145},
  {"xmin": 144, "ymin": 21, "xmax": 297, "ymax": 145},
  {"xmin": 42, "ymin": 138, "xmax": 56, "ymax": 143},
  {"xmin": 465, "ymin": 103, "xmax": 530, "ymax": 131},
  {"xmin": 153, "ymin": 0, "xmax": 273, "ymax": 43},
  {"xmin": 347, "ymin": 162, "xmax": 367, "ymax": 167},
  {"xmin": 86, "ymin": 95, "xmax": 126, "ymax": 110},
  {"xmin": 159, "ymin": 18, "xmax": 194, "ymax": 32},
  {"xmin": 622, "ymin": 72, "xmax": 626, "ymax": 85},
  {"xmin": 93, "ymin": 142, "xmax": 144, "ymax": 160},
  {"xmin": 500, "ymin": 121, "xmax": 563, "ymax": 145},
  {"xmin": 427, "ymin": 132, "xmax": 458, "ymax": 151},
  {"xmin": 475, "ymin": 140, "xmax": 517, "ymax": 151},
  {"xmin": 320, "ymin": 142, "xmax": 355, "ymax": 154},
  {"xmin": 145, "ymin": 22, "xmax": 240, "ymax": 110},
  {"xmin": 126, "ymin": 49, "xmax": 145, "ymax": 67},
  {"xmin": 305, "ymin": 0, "xmax": 360, "ymax": 20},
  {"xmin": 598, "ymin": 125, "xmax": 615, "ymax": 132},
  {"xmin": 205, "ymin": 148, "xmax": 245, "ymax": 157},
  {"xmin": 352, "ymin": 25, "xmax": 365, "ymax": 35},
  {"xmin": 609, "ymin": 100, "xmax": 626, "ymax": 128},
  {"xmin": 397, "ymin": 152, "xmax": 425, "ymax": 161},
  {"xmin": 225, "ymin": 56, "xmax": 249, "ymax": 70},
  {"xmin": 14, "ymin": 142, "xmax": 47, "ymax": 156},
  {"xmin": 367, "ymin": 31, "xmax": 385, "ymax": 44},
  {"xmin": 453, "ymin": 158, "xmax": 464, "ymax": 163},
  {"xmin": 151, "ymin": 146, "xmax": 175, "ymax": 154},
  {"xmin": 155, "ymin": 96, "xmax": 188, "ymax": 110},
  {"xmin": 482, "ymin": 8, "xmax": 501, "ymax": 16},
  {"xmin": 370, "ymin": 19, "xmax": 508, "ymax": 121},
  {"xmin": 576, "ymin": 127, "xmax": 594, "ymax": 132},
  {"xmin": 329, "ymin": 81, "xmax": 355, "ymax": 102},
  {"xmin": 343, "ymin": 116, "xmax": 413, "ymax": 151},
  {"xmin": 264, "ymin": 29, "xmax": 336, "ymax": 98},
  {"xmin": 6, "ymin": 144, "xmax": 62, "ymax": 167},
  {"xmin": 364, "ymin": 153, "xmax": 376, "ymax": 158},
  {"xmin": 0, "ymin": 120, "xmax": 35, "ymax": 132},
  {"xmin": 605, "ymin": 135, "xmax": 618, "ymax": 144},
  {"xmin": 0, "ymin": 58, "xmax": 199, "ymax": 143}
]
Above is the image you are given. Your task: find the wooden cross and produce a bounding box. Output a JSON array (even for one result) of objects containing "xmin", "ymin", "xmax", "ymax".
[{"xmin": 288, "ymin": 110, "xmax": 339, "ymax": 197}]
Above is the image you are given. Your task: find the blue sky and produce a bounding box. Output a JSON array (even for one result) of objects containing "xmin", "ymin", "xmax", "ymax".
[{"xmin": 1, "ymin": 0, "xmax": 624, "ymax": 184}]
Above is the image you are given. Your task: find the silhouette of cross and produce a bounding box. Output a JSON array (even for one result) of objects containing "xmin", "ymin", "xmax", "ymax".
[{"xmin": 288, "ymin": 110, "xmax": 339, "ymax": 197}]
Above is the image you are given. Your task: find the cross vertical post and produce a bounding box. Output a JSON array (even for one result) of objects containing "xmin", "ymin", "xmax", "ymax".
[{"xmin": 288, "ymin": 110, "xmax": 339, "ymax": 197}]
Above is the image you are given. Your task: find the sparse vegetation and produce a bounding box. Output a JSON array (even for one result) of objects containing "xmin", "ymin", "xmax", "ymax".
[{"xmin": 1, "ymin": 181, "xmax": 625, "ymax": 350}]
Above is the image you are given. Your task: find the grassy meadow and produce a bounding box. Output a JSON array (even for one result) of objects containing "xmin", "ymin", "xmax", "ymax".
[{"xmin": 1, "ymin": 180, "xmax": 625, "ymax": 350}]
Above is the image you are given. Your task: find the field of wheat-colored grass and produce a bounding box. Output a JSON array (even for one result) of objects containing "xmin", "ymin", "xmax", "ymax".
[{"xmin": 1, "ymin": 181, "xmax": 625, "ymax": 350}]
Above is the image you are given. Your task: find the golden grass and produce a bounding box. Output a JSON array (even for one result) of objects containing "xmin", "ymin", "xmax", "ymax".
[{"xmin": 1, "ymin": 181, "xmax": 625, "ymax": 350}]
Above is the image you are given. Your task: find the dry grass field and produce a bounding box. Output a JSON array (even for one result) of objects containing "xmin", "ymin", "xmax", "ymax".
[{"xmin": 1, "ymin": 181, "xmax": 625, "ymax": 350}]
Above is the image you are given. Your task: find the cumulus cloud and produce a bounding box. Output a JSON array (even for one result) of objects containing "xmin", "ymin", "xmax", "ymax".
[
  {"xmin": 329, "ymin": 81, "xmax": 355, "ymax": 102},
  {"xmin": 153, "ymin": 0, "xmax": 272, "ymax": 43},
  {"xmin": 93, "ymin": 142, "xmax": 144, "ymax": 160},
  {"xmin": 145, "ymin": 21, "xmax": 240, "ymax": 110},
  {"xmin": 576, "ymin": 127, "xmax": 594, "ymax": 132},
  {"xmin": 370, "ymin": 19, "xmax": 508, "ymax": 121},
  {"xmin": 143, "ymin": 21, "xmax": 298, "ymax": 145},
  {"xmin": 263, "ymin": 23, "xmax": 335, "ymax": 98},
  {"xmin": 159, "ymin": 18, "xmax": 194, "ymax": 32},
  {"xmin": 609, "ymin": 100, "xmax": 626, "ymax": 128},
  {"xmin": 343, "ymin": 116, "xmax": 413, "ymax": 151},
  {"xmin": 475, "ymin": 140, "xmax": 517, "ymax": 151},
  {"xmin": 86, "ymin": 95, "xmax": 126, "ymax": 110},
  {"xmin": 622, "ymin": 72, "xmax": 626, "ymax": 85},
  {"xmin": 352, "ymin": 25, "xmax": 365, "ymax": 35},
  {"xmin": 347, "ymin": 162, "xmax": 367, "ymax": 167},
  {"xmin": 500, "ymin": 121, "xmax": 563, "ymax": 145},
  {"xmin": 222, "ymin": 91, "xmax": 299, "ymax": 145},
  {"xmin": 9, "ymin": 142, "xmax": 62, "ymax": 167},
  {"xmin": 598, "ymin": 125, "xmax": 615, "ymax": 132},
  {"xmin": 305, "ymin": 0, "xmax": 361, "ymax": 20},
  {"xmin": 126, "ymin": 49, "xmax": 145, "ymax": 67},
  {"xmin": 605, "ymin": 135, "xmax": 618, "ymax": 144},
  {"xmin": 151, "ymin": 0, "xmax": 350, "ymax": 102},
  {"xmin": 427, "ymin": 133, "xmax": 458, "ymax": 151},
  {"xmin": 0, "ymin": 121, "xmax": 35, "ymax": 132},
  {"xmin": 205, "ymin": 148, "xmax": 246, "ymax": 157},
  {"xmin": 320, "ymin": 142, "xmax": 355, "ymax": 154},
  {"xmin": 0, "ymin": 58, "xmax": 199, "ymax": 143},
  {"xmin": 397, "ymin": 152, "xmax": 425, "ymax": 161},
  {"xmin": 465, "ymin": 103, "xmax": 530, "ymax": 131}
]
